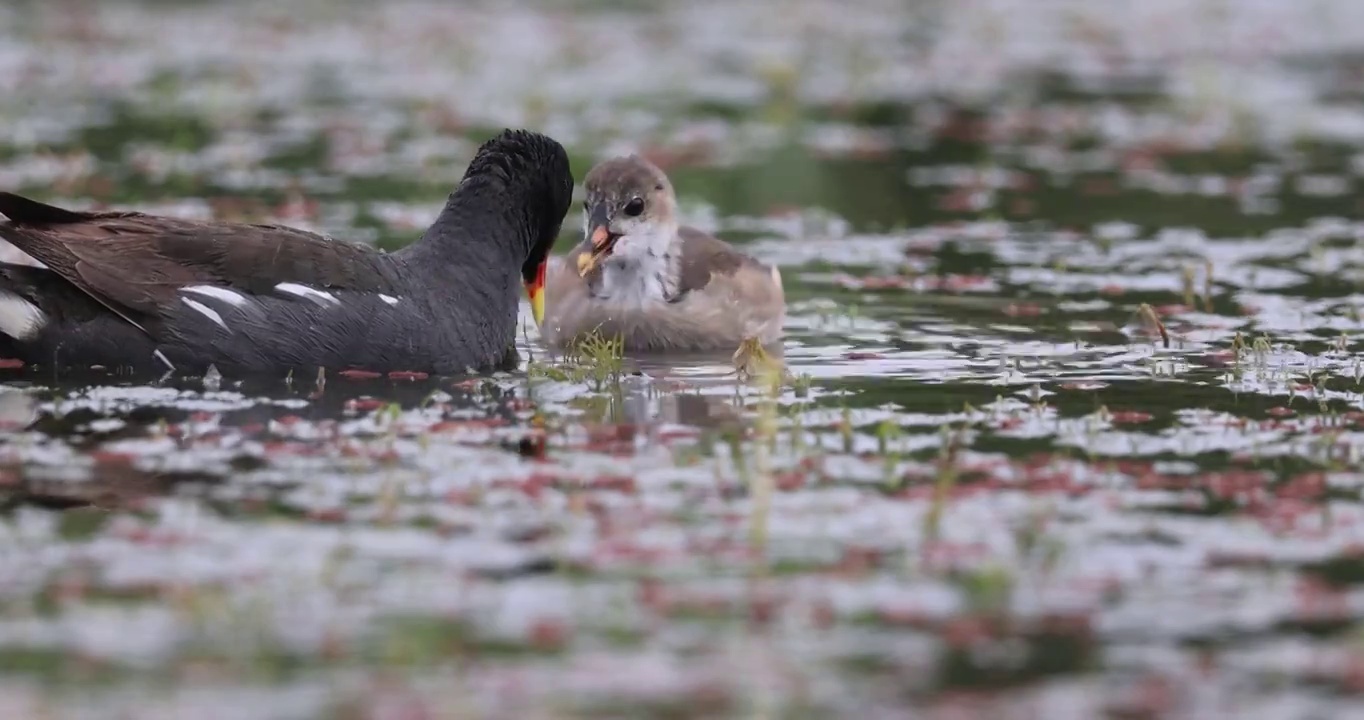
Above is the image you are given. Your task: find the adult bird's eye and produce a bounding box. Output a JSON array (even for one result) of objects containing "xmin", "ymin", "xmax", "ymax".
[{"xmin": 623, "ymin": 197, "xmax": 645, "ymax": 216}]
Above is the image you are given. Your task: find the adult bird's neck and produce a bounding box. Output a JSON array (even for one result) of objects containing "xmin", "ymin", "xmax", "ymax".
[{"xmin": 398, "ymin": 176, "xmax": 534, "ymax": 272}]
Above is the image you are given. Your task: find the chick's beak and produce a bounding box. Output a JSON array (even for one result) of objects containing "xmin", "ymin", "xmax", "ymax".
[
  {"xmin": 524, "ymin": 260, "xmax": 546, "ymax": 328},
  {"xmin": 587, "ymin": 203, "xmax": 613, "ymax": 252},
  {"xmin": 579, "ymin": 203, "xmax": 618, "ymax": 277}
]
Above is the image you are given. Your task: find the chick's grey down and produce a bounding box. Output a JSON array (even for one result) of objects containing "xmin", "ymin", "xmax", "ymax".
[{"xmin": 0, "ymin": 129, "xmax": 574, "ymax": 376}]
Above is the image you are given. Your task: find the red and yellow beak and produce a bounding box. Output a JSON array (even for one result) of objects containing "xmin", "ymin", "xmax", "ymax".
[{"xmin": 524, "ymin": 260, "xmax": 547, "ymax": 328}]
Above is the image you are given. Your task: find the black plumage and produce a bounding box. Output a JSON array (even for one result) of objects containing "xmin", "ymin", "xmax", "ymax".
[{"xmin": 0, "ymin": 129, "xmax": 573, "ymax": 377}]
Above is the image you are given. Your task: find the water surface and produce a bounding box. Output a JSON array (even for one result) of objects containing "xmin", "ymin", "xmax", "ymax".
[{"xmin": 4, "ymin": 1, "xmax": 1364, "ymax": 718}]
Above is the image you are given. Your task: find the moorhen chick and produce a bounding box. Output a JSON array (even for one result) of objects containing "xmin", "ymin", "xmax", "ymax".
[{"xmin": 541, "ymin": 154, "xmax": 784, "ymax": 353}]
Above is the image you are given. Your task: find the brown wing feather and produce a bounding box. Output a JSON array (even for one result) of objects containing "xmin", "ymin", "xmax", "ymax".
[
  {"xmin": 673, "ymin": 226, "xmax": 770, "ymax": 297},
  {"xmin": 0, "ymin": 193, "xmax": 397, "ymax": 321}
]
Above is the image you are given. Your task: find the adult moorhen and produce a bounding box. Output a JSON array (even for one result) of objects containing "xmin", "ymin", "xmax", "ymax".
[{"xmin": 0, "ymin": 129, "xmax": 573, "ymax": 376}]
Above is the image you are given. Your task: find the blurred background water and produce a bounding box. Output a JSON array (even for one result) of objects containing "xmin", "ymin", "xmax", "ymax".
[{"xmin": 4, "ymin": 1, "xmax": 1364, "ymax": 718}]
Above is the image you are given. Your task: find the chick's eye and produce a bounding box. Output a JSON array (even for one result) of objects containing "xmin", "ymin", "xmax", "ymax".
[{"xmin": 623, "ymin": 197, "xmax": 645, "ymax": 217}]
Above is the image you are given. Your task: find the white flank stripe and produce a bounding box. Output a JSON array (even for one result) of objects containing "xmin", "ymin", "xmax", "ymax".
[
  {"xmin": 378, "ymin": 294, "xmax": 399, "ymax": 306},
  {"xmin": 0, "ymin": 293, "xmax": 45, "ymax": 340},
  {"xmin": 182, "ymin": 298, "xmax": 229, "ymax": 331},
  {"xmin": 183, "ymin": 285, "xmax": 249, "ymax": 307},
  {"xmin": 275, "ymin": 282, "xmax": 340, "ymax": 305}
]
